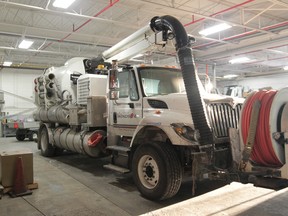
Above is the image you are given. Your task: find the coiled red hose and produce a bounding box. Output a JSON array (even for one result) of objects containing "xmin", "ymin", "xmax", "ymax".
[{"xmin": 241, "ymin": 90, "xmax": 282, "ymax": 167}]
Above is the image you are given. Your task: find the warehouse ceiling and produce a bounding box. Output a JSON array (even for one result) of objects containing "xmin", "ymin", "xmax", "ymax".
[{"xmin": 1, "ymin": 0, "xmax": 288, "ymax": 78}]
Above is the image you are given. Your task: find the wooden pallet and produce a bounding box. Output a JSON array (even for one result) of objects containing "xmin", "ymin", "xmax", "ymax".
[{"xmin": 0, "ymin": 182, "xmax": 38, "ymax": 195}]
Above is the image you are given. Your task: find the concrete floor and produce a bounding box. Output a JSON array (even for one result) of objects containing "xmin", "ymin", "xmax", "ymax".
[
  {"xmin": 3, "ymin": 137, "xmax": 288, "ymax": 216},
  {"xmin": 143, "ymin": 182, "xmax": 288, "ymax": 216},
  {"xmin": 0, "ymin": 137, "xmax": 226, "ymax": 216}
]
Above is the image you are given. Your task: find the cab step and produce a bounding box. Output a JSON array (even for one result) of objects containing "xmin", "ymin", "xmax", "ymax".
[{"xmin": 103, "ymin": 164, "xmax": 130, "ymax": 173}]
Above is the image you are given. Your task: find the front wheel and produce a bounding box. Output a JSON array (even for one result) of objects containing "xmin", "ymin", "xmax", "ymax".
[{"xmin": 132, "ymin": 142, "xmax": 182, "ymax": 200}]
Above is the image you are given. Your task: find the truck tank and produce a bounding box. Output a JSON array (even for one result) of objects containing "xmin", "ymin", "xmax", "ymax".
[
  {"xmin": 34, "ymin": 57, "xmax": 108, "ymax": 158},
  {"xmin": 34, "ymin": 57, "xmax": 88, "ymax": 123}
]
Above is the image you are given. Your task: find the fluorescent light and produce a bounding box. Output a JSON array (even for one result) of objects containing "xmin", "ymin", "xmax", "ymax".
[
  {"xmin": 199, "ymin": 23, "xmax": 232, "ymax": 36},
  {"xmin": 284, "ymin": 66, "xmax": 288, "ymax": 70},
  {"xmin": 130, "ymin": 54, "xmax": 144, "ymax": 61},
  {"xmin": 131, "ymin": 54, "xmax": 143, "ymax": 59},
  {"xmin": 53, "ymin": 0, "xmax": 76, "ymax": 9},
  {"xmin": 223, "ymin": 74, "xmax": 238, "ymax": 79},
  {"xmin": 229, "ymin": 57, "xmax": 250, "ymax": 64},
  {"xmin": 3, "ymin": 61, "xmax": 12, "ymax": 66},
  {"xmin": 18, "ymin": 40, "xmax": 34, "ymax": 49}
]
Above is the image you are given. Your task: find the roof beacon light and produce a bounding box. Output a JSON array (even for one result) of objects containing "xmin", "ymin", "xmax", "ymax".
[
  {"xmin": 3, "ymin": 61, "xmax": 12, "ymax": 66},
  {"xmin": 229, "ymin": 57, "xmax": 250, "ymax": 64},
  {"xmin": 53, "ymin": 0, "xmax": 76, "ymax": 9},
  {"xmin": 18, "ymin": 40, "xmax": 34, "ymax": 49},
  {"xmin": 199, "ymin": 23, "xmax": 232, "ymax": 36}
]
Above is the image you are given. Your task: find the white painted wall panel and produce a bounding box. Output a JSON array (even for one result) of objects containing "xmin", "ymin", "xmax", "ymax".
[{"xmin": 0, "ymin": 68, "xmax": 42, "ymax": 118}]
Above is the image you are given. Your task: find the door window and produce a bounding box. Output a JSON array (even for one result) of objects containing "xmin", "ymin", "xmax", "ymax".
[{"xmin": 118, "ymin": 70, "xmax": 139, "ymax": 101}]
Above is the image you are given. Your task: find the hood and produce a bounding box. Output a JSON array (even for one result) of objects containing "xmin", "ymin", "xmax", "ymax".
[{"xmin": 146, "ymin": 93, "xmax": 244, "ymax": 111}]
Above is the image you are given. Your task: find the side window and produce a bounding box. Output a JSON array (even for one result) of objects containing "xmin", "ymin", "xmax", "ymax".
[
  {"xmin": 118, "ymin": 71, "xmax": 139, "ymax": 100},
  {"xmin": 119, "ymin": 72, "xmax": 129, "ymax": 98},
  {"xmin": 129, "ymin": 71, "xmax": 139, "ymax": 101}
]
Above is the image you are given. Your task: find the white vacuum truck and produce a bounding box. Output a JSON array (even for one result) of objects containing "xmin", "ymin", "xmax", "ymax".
[{"xmin": 34, "ymin": 15, "xmax": 288, "ymax": 200}]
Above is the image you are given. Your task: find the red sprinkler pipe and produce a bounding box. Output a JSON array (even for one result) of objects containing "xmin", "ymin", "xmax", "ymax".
[
  {"xmin": 184, "ymin": 0, "xmax": 255, "ymax": 27},
  {"xmin": 241, "ymin": 90, "xmax": 282, "ymax": 167}
]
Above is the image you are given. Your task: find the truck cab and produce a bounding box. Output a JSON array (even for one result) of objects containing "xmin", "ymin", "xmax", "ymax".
[
  {"xmin": 108, "ymin": 65, "xmax": 186, "ymax": 138},
  {"xmin": 105, "ymin": 64, "xmax": 243, "ymax": 200}
]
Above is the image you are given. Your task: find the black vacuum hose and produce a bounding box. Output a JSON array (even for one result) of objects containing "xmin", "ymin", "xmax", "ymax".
[{"xmin": 150, "ymin": 15, "xmax": 214, "ymax": 145}]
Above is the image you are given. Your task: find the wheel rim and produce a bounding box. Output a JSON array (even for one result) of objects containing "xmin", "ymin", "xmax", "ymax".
[
  {"xmin": 40, "ymin": 130, "xmax": 48, "ymax": 151},
  {"xmin": 137, "ymin": 154, "xmax": 160, "ymax": 189}
]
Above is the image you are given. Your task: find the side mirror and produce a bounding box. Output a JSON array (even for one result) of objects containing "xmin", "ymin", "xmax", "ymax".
[
  {"xmin": 109, "ymin": 68, "xmax": 119, "ymax": 90},
  {"xmin": 109, "ymin": 90, "xmax": 119, "ymax": 100},
  {"xmin": 108, "ymin": 60, "xmax": 119, "ymax": 100}
]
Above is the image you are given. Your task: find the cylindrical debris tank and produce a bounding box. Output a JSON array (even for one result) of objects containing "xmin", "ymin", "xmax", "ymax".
[
  {"xmin": 52, "ymin": 127, "xmax": 106, "ymax": 157},
  {"xmin": 33, "ymin": 105, "xmax": 69, "ymax": 124}
]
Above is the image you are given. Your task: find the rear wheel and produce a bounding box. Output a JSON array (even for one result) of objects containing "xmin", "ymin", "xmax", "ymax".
[
  {"xmin": 39, "ymin": 127, "xmax": 55, "ymax": 157},
  {"xmin": 132, "ymin": 142, "xmax": 182, "ymax": 200},
  {"xmin": 16, "ymin": 129, "xmax": 26, "ymax": 141}
]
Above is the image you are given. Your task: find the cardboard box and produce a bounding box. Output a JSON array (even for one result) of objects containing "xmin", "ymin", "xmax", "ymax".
[{"xmin": 0, "ymin": 150, "xmax": 33, "ymax": 187}]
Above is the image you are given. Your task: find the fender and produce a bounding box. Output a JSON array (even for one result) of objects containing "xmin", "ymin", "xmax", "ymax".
[{"xmin": 130, "ymin": 114, "xmax": 195, "ymax": 147}]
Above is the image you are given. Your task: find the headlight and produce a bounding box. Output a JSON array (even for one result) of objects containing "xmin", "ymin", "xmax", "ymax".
[{"xmin": 171, "ymin": 123, "xmax": 199, "ymax": 141}]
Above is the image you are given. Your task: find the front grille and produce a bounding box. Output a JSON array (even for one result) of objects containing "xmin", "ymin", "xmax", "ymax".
[{"xmin": 207, "ymin": 103, "xmax": 242, "ymax": 138}]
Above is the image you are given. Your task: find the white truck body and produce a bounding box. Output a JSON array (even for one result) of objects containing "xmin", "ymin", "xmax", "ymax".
[
  {"xmin": 34, "ymin": 58, "xmax": 243, "ymax": 199},
  {"xmin": 33, "ymin": 15, "xmax": 288, "ymax": 200}
]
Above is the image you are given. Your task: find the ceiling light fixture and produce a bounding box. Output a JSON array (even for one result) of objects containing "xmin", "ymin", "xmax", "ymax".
[
  {"xmin": 131, "ymin": 54, "xmax": 143, "ymax": 59},
  {"xmin": 223, "ymin": 74, "xmax": 238, "ymax": 79},
  {"xmin": 3, "ymin": 61, "xmax": 12, "ymax": 66},
  {"xmin": 229, "ymin": 57, "xmax": 250, "ymax": 64},
  {"xmin": 283, "ymin": 66, "xmax": 288, "ymax": 70},
  {"xmin": 129, "ymin": 53, "xmax": 144, "ymax": 61},
  {"xmin": 199, "ymin": 23, "xmax": 232, "ymax": 36},
  {"xmin": 53, "ymin": 0, "xmax": 76, "ymax": 9},
  {"xmin": 18, "ymin": 39, "xmax": 34, "ymax": 49}
]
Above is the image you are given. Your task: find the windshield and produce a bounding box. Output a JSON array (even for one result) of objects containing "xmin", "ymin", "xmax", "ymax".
[{"xmin": 138, "ymin": 67, "xmax": 185, "ymax": 97}]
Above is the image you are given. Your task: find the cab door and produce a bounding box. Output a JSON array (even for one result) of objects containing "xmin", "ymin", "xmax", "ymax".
[{"xmin": 110, "ymin": 69, "xmax": 142, "ymax": 137}]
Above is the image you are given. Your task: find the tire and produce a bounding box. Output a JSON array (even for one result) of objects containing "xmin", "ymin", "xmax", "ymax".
[
  {"xmin": 39, "ymin": 127, "xmax": 55, "ymax": 157},
  {"xmin": 16, "ymin": 129, "xmax": 26, "ymax": 141},
  {"xmin": 28, "ymin": 135, "xmax": 33, "ymax": 141},
  {"xmin": 132, "ymin": 142, "xmax": 182, "ymax": 200},
  {"xmin": 28, "ymin": 133, "xmax": 34, "ymax": 141},
  {"xmin": 29, "ymin": 131, "xmax": 38, "ymax": 141}
]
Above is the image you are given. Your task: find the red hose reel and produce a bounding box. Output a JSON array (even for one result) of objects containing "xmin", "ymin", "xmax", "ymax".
[{"xmin": 240, "ymin": 89, "xmax": 288, "ymax": 167}]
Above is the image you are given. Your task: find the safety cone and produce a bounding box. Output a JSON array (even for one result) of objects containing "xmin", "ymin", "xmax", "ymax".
[{"xmin": 9, "ymin": 156, "xmax": 32, "ymax": 198}]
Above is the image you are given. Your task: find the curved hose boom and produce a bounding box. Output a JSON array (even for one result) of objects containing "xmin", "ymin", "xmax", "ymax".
[{"xmin": 150, "ymin": 15, "xmax": 214, "ymax": 145}]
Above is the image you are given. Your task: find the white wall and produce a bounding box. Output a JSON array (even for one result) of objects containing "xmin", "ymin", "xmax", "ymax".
[
  {"xmin": 217, "ymin": 73, "xmax": 288, "ymax": 95},
  {"xmin": 0, "ymin": 68, "xmax": 43, "ymax": 119}
]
